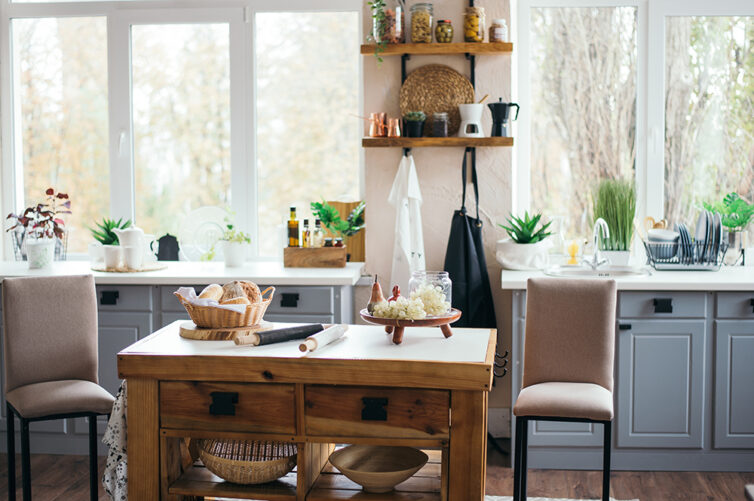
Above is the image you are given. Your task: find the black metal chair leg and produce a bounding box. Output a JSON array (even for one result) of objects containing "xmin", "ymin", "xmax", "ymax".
[
  {"xmin": 603, "ymin": 420, "xmax": 612, "ymax": 501},
  {"xmin": 7, "ymin": 404, "xmax": 16, "ymax": 501},
  {"xmin": 513, "ymin": 416, "xmax": 523, "ymax": 501},
  {"xmin": 520, "ymin": 418, "xmax": 529, "ymax": 501},
  {"xmin": 89, "ymin": 415, "xmax": 98, "ymax": 501},
  {"xmin": 20, "ymin": 418, "xmax": 31, "ymax": 501}
]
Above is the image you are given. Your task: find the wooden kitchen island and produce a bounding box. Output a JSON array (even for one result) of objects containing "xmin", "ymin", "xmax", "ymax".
[{"xmin": 118, "ymin": 321, "xmax": 496, "ymax": 500}]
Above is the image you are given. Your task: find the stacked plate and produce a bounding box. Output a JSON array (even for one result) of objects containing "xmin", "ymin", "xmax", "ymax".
[{"xmin": 645, "ymin": 211, "xmax": 725, "ymax": 269}]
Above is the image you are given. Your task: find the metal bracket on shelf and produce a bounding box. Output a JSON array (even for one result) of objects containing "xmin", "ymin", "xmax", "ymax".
[
  {"xmin": 465, "ymin": 53, "xmax": 476, "ymax": 88},
  {"xmin": 401, "ymin": 53, "xmax": 410, "ymax": 83},
  {"xmin": 403, "ymin": 147, "xmax": 411, "ymax": 156}
]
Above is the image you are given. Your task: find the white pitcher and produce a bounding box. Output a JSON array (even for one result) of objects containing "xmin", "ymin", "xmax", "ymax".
[{"xmin": 113, "ymin": 226, "xmax": 145, "ymax": 249}]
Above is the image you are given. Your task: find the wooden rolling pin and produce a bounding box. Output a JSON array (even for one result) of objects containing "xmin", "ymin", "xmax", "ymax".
[
  {"xmin": 233, "ymin": 324, "xmax": 325, "ymax": 346},
  {"xmin": 299, "ymin": 324, "xmax": 348, "ymax": 352}
]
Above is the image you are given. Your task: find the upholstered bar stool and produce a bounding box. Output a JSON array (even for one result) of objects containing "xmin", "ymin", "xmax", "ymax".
[
  {"xmin": 513, "ymin": 277, "xmax": 617, "ymax": 501},
  {"xmin": 3, "ymin": 275, "xmax": 115, "ymax": 501}
]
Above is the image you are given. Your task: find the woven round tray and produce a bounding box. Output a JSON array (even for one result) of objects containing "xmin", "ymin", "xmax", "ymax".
[
  {"xmin": 198, "ymin": 439, "xmax": 297, "ymax": 485},
  {"xmin": 174, "ymin": 287, "xmax": 274, "ymax": 328},
  {"xmin": 399, "ymin": 64, "xmax": 475, "ymax": 136}
]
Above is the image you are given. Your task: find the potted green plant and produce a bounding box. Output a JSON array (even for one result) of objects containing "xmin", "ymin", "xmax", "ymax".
[
  {"xmin": 89, "ymin": 217, "xmax": 132, "ymax": 264},
  {"xmin": 202, "ymin": 212, "xmax": 251, "ymax": 267},
  {"xmin": 310, "ymin": 200, "xmax": 365, "ymax": 260},
  {"xmin": 6, "ymin": 188, "xmax": 70, "ymax": 269},
  {"xmin": 593, "ymin": 178, "xmax": 636, "ymax": 265},
  {"xmin": 495, "ymin": 211, "xmax": 553, "ymax": 270},
  {"xmin": 703, "ymin": 192, "xmax": 754, "ymax": 265},
  {"xmin": 403, "ymin": 111, "xmax": 426, "ymax": 138}
]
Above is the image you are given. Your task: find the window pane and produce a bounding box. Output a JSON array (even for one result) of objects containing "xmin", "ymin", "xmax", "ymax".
[
  {"xmin": 132, "ymin": 24, "xmax": 231, "ymax": 238},
  {"xmin": 530, "ymin": 7, "xmax": 637, "ymax": 239},
  {"xmin": 665, "ymin": 16, "xmax": 754, "ymax": 233},
  {"xmin": 12, "ymin": 17, "xmax": 109, "ymax": 254},
  {"xmin": 255, "ymin": 12, "xmax": 360, "ymax": 257}
]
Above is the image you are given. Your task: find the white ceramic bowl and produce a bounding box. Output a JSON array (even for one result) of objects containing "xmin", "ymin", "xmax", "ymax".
[
  {"xmin": 329, "ymin": 445, "xmax": 428, "ymax": 493},
  {"xmin": 647, "ymin": 229, "xmax": 680, "ymax": 242}
]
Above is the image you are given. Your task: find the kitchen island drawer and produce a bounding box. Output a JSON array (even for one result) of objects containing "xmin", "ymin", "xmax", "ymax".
[
  {"xmin": 160, "ymin": 381, "xmax": 296, "ymax": 434},
  {"xmin": 618, "ymin": 291, "xmax": 707, "ymax": 318},
  {"xmin": 96, "ymin": 285, "xmax": 152, "ymax": 311},
  {"xmin": 716, "ymin": 292, "xmax": 754, "ymax": 318},
  {"xmin": 265, "ymin": 286, "xmax": 334, "ymax": 315},
  {"xmin": 304, "ymin": 385, "xmax": 449, "ymax": 439}
]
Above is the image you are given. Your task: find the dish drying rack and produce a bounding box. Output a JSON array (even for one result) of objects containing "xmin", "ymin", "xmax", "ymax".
[{"xmin": 643, "ymin": 240, "xmax": 728, "ymax": 271}]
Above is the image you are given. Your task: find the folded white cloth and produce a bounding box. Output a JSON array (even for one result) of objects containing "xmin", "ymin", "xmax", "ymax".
[{"xmin": 175, "ymin": 287, "xmax": 248, "ymax": 313}]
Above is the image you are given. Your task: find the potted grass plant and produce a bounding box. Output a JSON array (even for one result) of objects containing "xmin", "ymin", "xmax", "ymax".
[
  {"xmin": 496, "ymin": 211, "xmax": 553, "ymax": 270},
  {"xmin": 593, "ymin": 178, "xmax": 636, "ymax": 265}
]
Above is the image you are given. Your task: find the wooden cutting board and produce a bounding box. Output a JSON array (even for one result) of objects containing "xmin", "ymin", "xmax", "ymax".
[{"xmin": 178, "ymin": 321, "xmax": 274, "ymax": 341}]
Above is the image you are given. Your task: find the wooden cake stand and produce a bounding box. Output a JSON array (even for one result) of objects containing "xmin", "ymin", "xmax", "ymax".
[{"xmin": 359, "ymin": 308, "xmax": 462, "ymax": 345}]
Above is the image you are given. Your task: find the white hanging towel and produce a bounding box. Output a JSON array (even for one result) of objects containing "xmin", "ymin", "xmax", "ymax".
[{"xmin": 388, "ymin": 153, "xmax": 425, "ymax": 293}]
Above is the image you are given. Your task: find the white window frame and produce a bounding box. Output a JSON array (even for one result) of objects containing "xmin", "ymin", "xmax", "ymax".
[
  {"xmin": 0, "ymin": 0, "xmax": 363, "ymax": 260},
  {"xmin": 515, "ymin": 0, "xmax": 753, "ymax": 225}
]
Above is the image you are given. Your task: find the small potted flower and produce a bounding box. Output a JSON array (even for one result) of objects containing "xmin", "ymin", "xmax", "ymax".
[
  {"xmin": 496, "ymin": 211, "xmax": 553, "ymax": 270},
  {"xmin": 6, "ymin": 188, "xmax": 71, "ymax": 269},
  {"xmin": 202, "ymin": 212, "xmax": 251, "ymax": 267},
  {"xmin": 403, "ymin": 111, "xmax": 426, "ymax": 138}
]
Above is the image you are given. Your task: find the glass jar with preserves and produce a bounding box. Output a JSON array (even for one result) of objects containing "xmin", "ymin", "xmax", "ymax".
[
  {"xmin": 410, "ymin": 3, "xmax": 433, "ymax": 43},
  {"xmin": 432, "ymin": 112, "xmax": 448, "ymax": 137},
  {"xmin": 372, "ymin": 0, "xmax": 405, "ymax": 44},
  {"xmin": 489, "ymin": 18, "xmax": 508, "ymax": 42},
  {"xmin": 435, "ymin": 19, "xmax": 453, "ymax": 43},
  {"xmin": 464, "ymin": 6, "xmax": 485, "ymax": 42},
  {"xmin": 408, "ymin": 271, "xmax": 452, "ymax": 317}
]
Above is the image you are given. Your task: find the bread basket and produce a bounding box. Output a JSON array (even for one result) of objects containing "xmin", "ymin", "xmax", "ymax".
[
  {"xmin": 198, "ymin": 439, "xmax": 297, "ymax": 485},
  {"xmin": 174, "ymin": 286, "xmax": 274, "ymax": 328}
]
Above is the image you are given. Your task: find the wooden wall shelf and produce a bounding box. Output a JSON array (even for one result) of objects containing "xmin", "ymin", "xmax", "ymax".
[
  {"xmin": 360, "ymin": 42, "xmax": 513, "ymax": 56},
  {"xmin": 362, "ymin": 137, "xmax": 514, "ymax": 148}
]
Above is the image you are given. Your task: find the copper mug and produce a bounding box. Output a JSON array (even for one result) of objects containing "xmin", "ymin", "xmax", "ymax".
[
  {"xmin": 369, "ymin": 112, "xmax": 388, "ymax": 137},
  {"xmin": 387, "ymin": 118, "xmax": 401, "ymax": 137}
]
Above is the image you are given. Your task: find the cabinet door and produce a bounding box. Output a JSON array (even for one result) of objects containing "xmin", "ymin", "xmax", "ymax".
[
  {"xmin": 714, "ymin": 320, "xmax": 754, "ymax": 448},
  {"xmin": 98, "ymin": 312, "xmax": 153, "ymax": 397},
  {"xmin": 616, "ymin": 319, "xmax": 705, "ymax": 448}
]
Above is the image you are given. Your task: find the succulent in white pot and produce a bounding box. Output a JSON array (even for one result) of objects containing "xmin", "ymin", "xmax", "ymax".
[{"xmin": 496, "ymin": 211, "xmax": 553, "ymax": 270}]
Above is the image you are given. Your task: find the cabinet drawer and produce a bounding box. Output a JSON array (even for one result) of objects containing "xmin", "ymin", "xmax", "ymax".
[
  {"xmin": 265, "ymin": 286, "xmax": 334, "ymax": 315},
  {"xmin": 160, "ymin": 381, "xmax": 296, "ymax": 434},
  {"xmin": 618, "ymin": 292, "xmax": 707, "ymax": 318},
  {"xmin": 95, "ymin": 285, "xmax": 152, "ymax": 311},
  {"xmin": 304, "ymin": 385, "xmax": 449, "ymax": 439},
  {"xmin": 161, "ymin": 285, "xmax": 203, "ymax": 312},
  {"xmin": 716, "ymin": 292, "xmax": 754, "ymax": 319}
]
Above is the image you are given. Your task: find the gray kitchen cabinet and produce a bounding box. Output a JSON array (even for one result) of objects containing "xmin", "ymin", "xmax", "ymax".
[
  {"xmin": 616, "ymin": 319, "xmax": 706, "ymax": 448},
  {"xmin": 714, "ymin": 320, "xmax": 754, "ymax": 448}
]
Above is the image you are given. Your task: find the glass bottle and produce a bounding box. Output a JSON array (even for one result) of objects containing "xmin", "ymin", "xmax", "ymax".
[
  {"xmin": 464, "ymin": 6, "xmax": 485, "ymax": 42},
  {"xmin": 408, "ymin": 271, "xmax": 452, "ymax": 316},
  {"xmin": 312, "ymin": 219, "xmax": 325, "ymax": 248},
  {"xmin": 287, "ymin": 207, "xmax": 299, "ymax": 247},
  {"xmin": 435, "ymin": 19, "xmax": 453, "ymax": 43},
  {"xmin": 302, "ymin": 219, "xmax": 311, "ymax": 248},
  {"xmin": 489, "ymin": 18, "xmax": 508, "ymax": 43},
  {"xmin": 410, "ymin": 3, "xmax": 434, "ymax": 43},
  {"xmin": 432, "ymin": 112, "xmax": 449, "ymax": 137},
  {"xmin": 371, "ymin": 0, "xmax": 405, "ymax": 44}
]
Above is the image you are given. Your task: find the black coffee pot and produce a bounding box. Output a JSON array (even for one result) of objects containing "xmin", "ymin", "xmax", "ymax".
[{"xmin": 488, "ymin": 99, "xmax": 520, "ymax": 137}]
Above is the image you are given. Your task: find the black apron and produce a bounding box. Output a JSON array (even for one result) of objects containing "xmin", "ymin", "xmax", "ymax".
[{"xmin": 443, "ymin": 149, "xmax": 497, "ymax": 328}]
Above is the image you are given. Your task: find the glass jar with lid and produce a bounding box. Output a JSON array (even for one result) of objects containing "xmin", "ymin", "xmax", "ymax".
[
  {"xmin": 408, "ymin": 271, "xmax": 452, "ymax": 317},
  {"xmin": 410, "ymin": 3, "xmax": 434, "ymax": 43},
  {"xmin": 371, "ymin": 0, "xmax": 405, "ymax": 44},
  {"xmin": 432, "ymin": 112, "xmax": 449, "ymax": 137},
  {"xmin": 464, "ymin": 6, "xmax": 485, "ymax": 42},
  {"xmin": 489, "ymin": 18, "xmax": 508, "ymax": 42},
  {"xmin": 435, "ymin": 19, "xmax": 453, "ymax": 43}
]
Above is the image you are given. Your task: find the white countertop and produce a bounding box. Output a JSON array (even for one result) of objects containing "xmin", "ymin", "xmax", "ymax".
[
  {"xmin": 501, "ymin": 266, "xmax": 754, "ymax": 291},
  {"xmin": 0, "ymin": 261, "xmax": 365, "ymax": 286}
]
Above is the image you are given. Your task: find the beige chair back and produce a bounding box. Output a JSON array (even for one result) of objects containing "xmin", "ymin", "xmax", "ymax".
[
  {"xmin": 2, "ymin": 275, "xmax": 99, "ymax": 393},
  {"xmin": 523, "ymin": 277, "xmax": 617, "ymax": 392}
]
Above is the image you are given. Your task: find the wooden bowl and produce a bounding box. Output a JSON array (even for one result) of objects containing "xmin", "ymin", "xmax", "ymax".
[{"xmin": 328, "ymin": 445, "xmax": 428, "ymax": 493}]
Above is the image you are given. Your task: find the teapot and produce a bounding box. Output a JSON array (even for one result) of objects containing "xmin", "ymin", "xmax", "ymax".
[{"xmin": 113, "ymin": 225, "xmax": 145, "ymax": 248}]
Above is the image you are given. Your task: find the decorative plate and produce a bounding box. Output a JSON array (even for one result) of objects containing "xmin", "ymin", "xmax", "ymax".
[
  {"xmin": 399, "ymin": 64, "xmax": 475, "ymax": 136},
  {"xmin": 177, "ymin": 206, "xmax": 226, "ymax": 261}
]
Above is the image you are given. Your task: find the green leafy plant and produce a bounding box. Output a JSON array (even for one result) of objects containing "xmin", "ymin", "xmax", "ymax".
[
  {"xmin": 403, "ymin": 111, "xmax": 426, "ymax": 122},
  {"xmin": 310, "ymin": 200, "xmax": 366, "ymax": 239},
  {"xmin": 7, "ymin": 188, "xmax": 71, "ymax": 240},
  {"xmin": 499, "ymin": 211, "xmax": 552, "ymax": 244},
  {"xmin": 89, "ymin": 217, "xmax": 131, "ymax": 245},
  {"xmin": 593, "ymin": 178, "xmax": 636, "ymax": 251},
  {"xmin": 702, "ymin": 192, "xmax": 754, "ymax": 231},
  {"xmin": 367, "ymin": 0, "xmax": 388, "ymax": 62}
]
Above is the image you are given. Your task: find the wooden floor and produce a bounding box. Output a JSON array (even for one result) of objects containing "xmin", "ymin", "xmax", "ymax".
[{"xmin": 0, "ymin": 447, "xmax": 751, "ymax": 500}]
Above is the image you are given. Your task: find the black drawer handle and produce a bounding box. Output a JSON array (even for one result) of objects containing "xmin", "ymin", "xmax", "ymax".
[
  {"xmin": 209, "ymin": 391, "xmax": 238, "ymax": 416},
  {"xmin": 280, "ymin": 293, "xmax": 299, "ymax": 308},
  {"xmin": 100, "ymin": 290, "xmax": 119, "ymax": 305},
  {"xmin": 750, "ymin": 298, "xmax": 754, "ymax": 313},
  {"xmin": 653, "ymin": 298, "xmax": 673, "ymax": 314},
  {"xmin": 361, "ymin": 397, "xmax": 388, "ymax": 421},
  {"xmin": 619, "ymin": 323, "xmax": 632, "ymax": 330}
]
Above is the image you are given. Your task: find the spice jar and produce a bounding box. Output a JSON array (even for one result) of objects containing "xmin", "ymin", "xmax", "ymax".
[
  {"xmin": 489, "ymin": 18, "xmax": 508, "ymax": 42},
  {"xmin": 435, "ymin": 19, "xmax": 453, "ymax": 43},
  {"xmin": 432, "ymin": 112, "xmax": 448, "ymax": 137},
  {"xmin": 464, "ymin": 6, "xmax": 485, "ymax": 42},
  {"xmin": 372, "ymin": 0, "xmax": 405, "ymax": 44},
  {"xmin": 410, "ymin": 3, "xmax": 433, "ymax": 43}
]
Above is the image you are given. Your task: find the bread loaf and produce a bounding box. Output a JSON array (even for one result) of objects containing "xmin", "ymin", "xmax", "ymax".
[
  {"xmin": 220, "ymin": 296, "xmax": 251, "ymax": 305},
  {"xmin": 221, "ymin": 281, "xmax": 246, "ymax": 303},
  {"xmin": 198, "ymin": 284, "xmax": 223, "ymax": 301},
  {"xmin": 240, "ymin": 281, "xmax": 262, "ymax": 303}
]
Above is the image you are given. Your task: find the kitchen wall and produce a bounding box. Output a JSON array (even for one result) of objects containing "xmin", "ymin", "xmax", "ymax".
[{"xmin": 360, "ymin": 0, "xmax": 514, "ymax": 411}]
